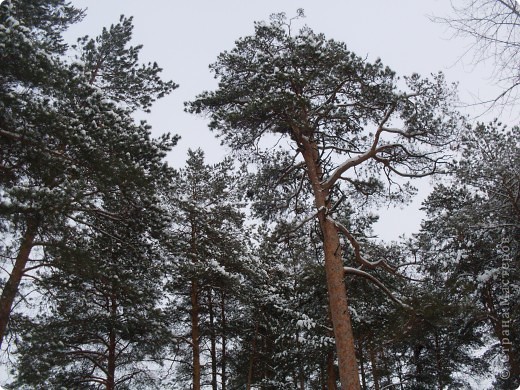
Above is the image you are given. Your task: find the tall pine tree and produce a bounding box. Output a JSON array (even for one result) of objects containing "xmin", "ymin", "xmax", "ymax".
[
  {"xmin": 0, "ymin": 0, "xmax": 177, "ymax": 349},
  {"xmin": 187, "ymin": 11, "xmax": 461, "ymax": 388}
]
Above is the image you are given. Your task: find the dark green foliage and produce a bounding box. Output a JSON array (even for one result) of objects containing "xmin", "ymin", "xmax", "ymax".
[
  {"xmin": 0, "ymin": 0, "xmax": 178, "ymax": 386},
  {"xmin": 187, "ymin": 12, "xmax": 460, "ymax": 192},
  {"xmin": 9, "ymin": 212, "xmax": 171, "ymax": 389},
  {"xmin": 163, "ymin": 149, "xmax": 250, "ymax": 388},
  {"xmin": 416, "ymin": 122, "xmax": 520, "ymax": 388},
  {"xmin": 73, "ymin": 15, "xmax": 177, "ymax": 112}
]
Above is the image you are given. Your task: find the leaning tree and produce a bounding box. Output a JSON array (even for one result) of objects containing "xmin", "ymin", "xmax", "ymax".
[{"xmin": 188, "ymin": 12, "xmax": 461, "ymax": 389}]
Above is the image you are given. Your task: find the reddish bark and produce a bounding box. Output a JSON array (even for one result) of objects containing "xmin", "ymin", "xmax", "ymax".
[
  {"xmin": 0, "ymin": 217, "xmax": 39, "ymax": 348},
  {"xmin": 300, "ymin": 134, "xmax": 361, "ymax": 389}
]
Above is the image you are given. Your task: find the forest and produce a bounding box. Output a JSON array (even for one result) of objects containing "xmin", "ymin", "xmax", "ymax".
[{"xmin": 0, "ymin": 0, "xmax": 518, "ymax": 389}]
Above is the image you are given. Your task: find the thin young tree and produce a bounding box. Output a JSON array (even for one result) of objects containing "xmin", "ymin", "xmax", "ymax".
[
  {"xmin": 165, "ymin": 149, "xmax": 247, "ymax": 390},
  {"xmin": 187, "ymin": 12, "xmax": 461, "ymax": 389}
]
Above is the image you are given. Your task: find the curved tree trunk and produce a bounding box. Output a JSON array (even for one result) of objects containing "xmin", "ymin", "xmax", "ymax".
[{"xmin": 0, "ymin": 217, "xmax": 38, "ymax": 348}]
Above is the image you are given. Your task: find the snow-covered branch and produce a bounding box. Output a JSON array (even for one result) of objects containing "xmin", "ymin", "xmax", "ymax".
[
  {"xmin": 328, "ymin": 216, "xmax": 397, "ymax": 273},
  {"xmin": 343, "ymin": 267, "xmax": 411, "ymax": 309},
  {"xmin": 322, "ymin": 104, "xmax": 397, "ymax": 190}
]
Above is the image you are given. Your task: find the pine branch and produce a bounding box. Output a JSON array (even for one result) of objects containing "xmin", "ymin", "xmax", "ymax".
[{"xmin": 343, "ymin": 267, "xmax": 411, "ymax": 309}]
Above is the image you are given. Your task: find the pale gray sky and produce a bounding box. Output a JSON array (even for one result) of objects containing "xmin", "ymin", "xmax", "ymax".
[{"xmin": 65, "ymin": 0, "xmax": 501, "ymax": 240}]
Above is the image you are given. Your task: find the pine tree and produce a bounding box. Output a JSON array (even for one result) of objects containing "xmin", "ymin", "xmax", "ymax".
[
  {"xmin": 164, "ymin": 149, "xmax": 248, "ymax": 389},
  {"xmin": 7, "ymin": 198, "xmax": 172, "ymax": 389},
  {"xmin": 0, "ymin": 0, "xmax": 177, "ymax": 348},
  {"xmin": 416, "ymin": 122, "xmax": 519, "ymax": 388},
  {"xmin": 187, "ymin": 11, "xmax": 461, "ymax": 388}
]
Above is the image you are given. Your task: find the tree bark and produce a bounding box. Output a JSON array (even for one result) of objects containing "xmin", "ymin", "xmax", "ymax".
[
  {"xmin": 221, "ymin": 292, "xmax": 227, "ymax": 390},
  {"xmin": 189, "ymin": 217, "xmax": 201, "ymax": 390},
  {"xmin": 300, "ymin": 136, "xmax": 361, "ymax": 390},
  {"xmin": 191, "ymin": 279, "xmax": 201, "ymax": 390},
  {"xmin": 246, "ymin": 320, "xmax": 259, "ymax": 390},
  {"xmin": 0, "ymin": 217, "xmax": 38, "ymax": 348},
  {"xmin": 369, "ymin": 348, "xmax": 380, "ymax": 390},
  {"xmin": 327, "ymin": 350, "xmax": 338, "ymax": 390},
  {"xmin": 434, "ymin": 331, "xmax": 443, "ymax": 390},
  {"xmin": 358, "ymin": 339, "xmax": 367, "ymax": 390},
  {"xmin": 208, "ymin": 289, "xmax": 218, "ymax": 390},
  {"xmin": 106, "ymin": 293, "xmax": 117, "ymax": 390}
]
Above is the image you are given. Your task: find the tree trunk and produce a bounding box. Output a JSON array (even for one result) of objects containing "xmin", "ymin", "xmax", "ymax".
[
  {"xmin": 369, "ymin": 348, "xmax": 380, "ymax": 390},
  {"xmin": 221, "ymin": 292, "xmax": 227, "ymax": 390},
  {"xmin": 300, "ymin": 137, "xmax": 361, "ymax": 390},
  {"xmin": 358, "ymin": 339, "xmax": 367, "ymax": 390},
  {"xmin": 327, "ymin": 350, "xmax": 338, "ymax": 390},
  {"xmin": 0, "ymin": 217, "xmax": 38, "ymax": 348},
  {"xmin": 107, "ymin": 294, "xmax": 117, "ymax": 390},
  {"xmin": 434, "ymin": 331, "xmax": 443, "ymax": 390},
  {"xmin": 191, "ymin": 279, "xmax": 201, "ymax": 390},
  {"xmin": 246, "ymin": 320, "xmax": 259, "ymax": 390},
  {"xmin": 189, "ymin": 217, "xmax": 201, "ymax": 390},
  {"xmin": 413, "ymin": 344, "xmax": 423, "ymax": 384},
  {"xmin": 208, "ymin": 289, "xmax": 218, "ymax": 390}
]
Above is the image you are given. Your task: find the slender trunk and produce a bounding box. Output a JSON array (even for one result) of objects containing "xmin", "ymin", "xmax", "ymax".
[
  {"xmin": 381, "ymin": 348, "xmax": 391, "ymax": 386},
  {"xmin": 106, "ymin": 294, "xmax": 117, "ymax": 390},
  {"xmin": 434, "ymin": 332, "xmax": 443, "ymax": 390},
  {"xmin": 358, "ymin": 339, "xmax": 367, "ymax": 390},
  {"xmin": 369, "ymin": 348, "xmax": 380, "ymax": 390},
  {"xmin": 413, "ymin": 344, "xmax": 423, "ymax": 384},
  {"xmin": 191, "ymin": 279, "xmax": 201, "ymax": 390},
  {"xmin": 327, "ymin": 350, "xmax": 338, "ymax": 390},
  {"xmin": 221, "ymin": 292, "xmax": 227, "ymax": 390},
  {"xmin": 0, "ymin": 217, "xmax": 38, "ymax": 348},
  {"xmin": 300, "ymin": 137, "xmax": 360, "ymax": 390},
  {"xmin": 208, "ymin": 289, "xmax": 218, "ymax": 390},
  {"xmin": 246, "ymin": 321, "xmax": 259, "ymax": 390},
  {"xmin": 189, "ymin": 217, "xmax": 201, "ymax": 390}
]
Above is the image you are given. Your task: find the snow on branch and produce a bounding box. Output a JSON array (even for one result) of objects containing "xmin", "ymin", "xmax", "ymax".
[
  {"xmin": 328, "ymin": 216, "xmax": 397, "ymax": 273},
  {"xmin": 343, "ymin": 267, "xmax": 411, "ymax": 309},
  {"xmin": 321, "ymin": 104, "xmax": 397, "ymax": 190}
]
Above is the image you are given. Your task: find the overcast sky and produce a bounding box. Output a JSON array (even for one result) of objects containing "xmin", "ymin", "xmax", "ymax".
[{"xmin": 64, "ymin": 0, "xmax": 502, "ymax": 240}]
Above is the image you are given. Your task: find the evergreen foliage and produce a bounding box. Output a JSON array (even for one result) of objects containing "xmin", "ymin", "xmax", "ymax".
[{"xmin": 1, "ymin": 3, "xmax": 517, "ymax": 389}]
